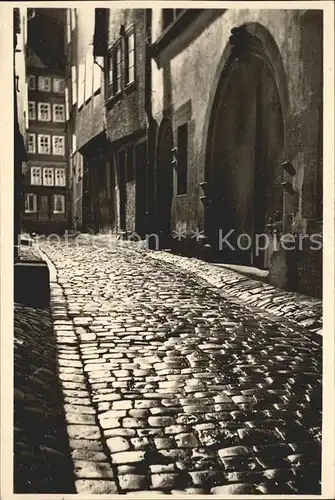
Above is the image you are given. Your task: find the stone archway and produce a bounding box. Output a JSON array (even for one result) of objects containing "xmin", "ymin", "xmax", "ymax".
[
  {"xmin": 204, "ymin": 25, "xmax": 286, "ymax": 268},
  {"xmin": 155, "ymin": 119, "xmax": 174, "ymax": 246}
]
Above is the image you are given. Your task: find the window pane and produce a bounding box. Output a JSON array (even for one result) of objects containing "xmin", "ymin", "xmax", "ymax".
[
  {"xmin": 28, "ymin": 75, "xmax": 35, "ymax": 90},
  {"xmin": 128, "ymin": 33, "xmax": 134, "ymax": 51},
  {"xmin": 38, "ymin": 76, "xmax": 51, "ymax": 91},
  {"xmin": 53, "ymin": 78, "xmax": 65, "ymax": 93},
  {"xmin": 28, "ymin": 101, "xmax": 35, "ymax": 119},
  {"xmin": 28, "ymin": 134, "xmax": 35, "ymax": 153},
  {"xmin": 116, "ymin": 44, "xmax": 121, "ymax": 63},
  {"xmin": 53, "ymin": 194, "xmax": 65, "ymax": 213},
  {"xmin": 109, "ymin": 54, "xmax": 114, "ymax": 84},
  {"xmin": 128, "ymin": 66, "xmax": 135, "ymax": 84},
  {"xmin": 53, "ymin": 136, "xmax": 65, "ymax": 155},
  {"xmin": 38, "ymin": 135, "xmax": 51, "ymax": 154},
  {"xmin": 38, "ymin": 103, "xmax": 51, "ymax": 121},
  {"xmin": 71, "ymin": 65, "xmax": 77, "ymax": 104},
  {"xmin": 53, "ymin": 104, "xmax": 65, "ymax": 122},
  {"xmin": 25, "ymin": 194, "xmax": 36, "ymax": 212}
]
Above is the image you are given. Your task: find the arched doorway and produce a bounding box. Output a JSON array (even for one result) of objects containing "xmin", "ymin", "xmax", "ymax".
[
  {"xmin": 156, "ymin": 119, "xmax": 174, "ymax": 247},
  {"xmin": 205, "ymin": 29, "xmax": 285, "ymax": 268}
]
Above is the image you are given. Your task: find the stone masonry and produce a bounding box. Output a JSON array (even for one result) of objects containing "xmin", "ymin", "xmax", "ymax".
[{"xmin": 22, "ymin": 236, "xmax": 323, "ymax": 495}]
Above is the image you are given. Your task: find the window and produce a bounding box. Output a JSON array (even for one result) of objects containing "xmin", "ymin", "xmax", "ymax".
[
  {"xmin": 38, "ymin": 102, "xmax": 51, "ymax": 121},
  {"xmin": 78, "ymin": 61, "xmax": 85, "ymax": 107},
  {"xmin": 43, "ymin": 167, "xmax": 54, "ymax": 186},
  {"xmin": 25, "ymin": 193, "xmax": 37, "ymax": 213},
  {"xmin": 24, "ymin": 83, "xmax": 29, "ymax": 129},
  {"xmin": 52, "ymin": 136, "xmax": 65, "ymax": 155},
  {"xmin": 66, "ymin": 9, "xmax": 71, "ymax": 44},
  {"xmin": 53, "ymin": 194, "xmax": 65, "ymax": 214},
  {"xmin": 27, "ymin": 133, "xmax": 36, "ymax": 153},
  {"xmin": 28, "ymin": 101, "xmax": 36, "ymax": 120},
  {"xmin": 65, "ymin": 88, "xmax": 70, "ymax": 121},
  {"xmin": 53, "ymin": 78, "xmax": 65, "ymax": 93},
  {"xmin": 30, "ymin": 166, "xmax": 42, "ymax": 185},
  {"xmin": 71, "ymin": 9, "xmax": 76, "ymax": 31},
  {"xmin": 72, "ymin": 134, "xmax": 77, "ymax": 154},
  {"xmin": 71, "ymin": 65, "xmax": 77, "ymax": 105},
  {"xmin": 38, "ymin": 76, "xmax": 51, "ymax": 92},
  {"xmin": 162, "ymin": 9, "xmax": 184, "ymax": 30},
  {"xmin": 55, "ymin": 168, "xmax": 66, "ymax": 186},
  {"xmin": 176, "ymin": 123, "xmax": 188, "ymax": 195},
  {"xmin": 53, "ymin": 104, "xmax": 65, "ymax": 122},
  {"xmin": 125, "ymin": 29, "xmax": 135, "ymax": 85},
  {"xmin": 28, "ymin": 75, "xmax": 36, "ymax": 90},
  {"xmin": 38, "ymin": 134, "xmax": 51, "ymax": 154},
  {"xmin": 108, "ymin": 40, "xmax": 122, "ymax": 97}
]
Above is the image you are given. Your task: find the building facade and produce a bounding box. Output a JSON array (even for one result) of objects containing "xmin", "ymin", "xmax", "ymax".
[
  {"xmin": 150, "ymin": 9, "xmax": 323, "ymax": 297},
  {"xmin": 64, "ymin": 8, "xmax": 323, "ymax": 298},
  {"xmin": 22, "ymin": 8, "xmax": 69, "ymax": 234},
  {"xmin": 14, "ymin": 7, "xmax": 29, "ymax": 257},
  {"xmin": 65, "ymin": 6, "xmax": 105, "ymax": 233},
  {"xmin": 67, "ymin": 7, "xmax": 151, "ymax": 237}
]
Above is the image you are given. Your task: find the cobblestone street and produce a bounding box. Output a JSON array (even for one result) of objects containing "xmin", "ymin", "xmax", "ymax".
[{"xmin": 18, "ymin": 239, "xmax": 322, "ymax": 495}]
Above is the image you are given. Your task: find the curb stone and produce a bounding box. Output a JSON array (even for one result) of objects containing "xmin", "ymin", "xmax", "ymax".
[{"xmin": 38, "ymin": 247, "xmax": 123, "ymax": 494}]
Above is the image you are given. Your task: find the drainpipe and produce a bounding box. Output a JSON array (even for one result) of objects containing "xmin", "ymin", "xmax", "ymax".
[{"xmin": 144, "ymin": 9, "xmax": 156, "ymax": 238}]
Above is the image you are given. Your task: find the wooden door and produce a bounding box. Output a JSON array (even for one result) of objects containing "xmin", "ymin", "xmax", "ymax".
[{"xmin": 207, "ymin": 53, "xmax": 284, "ymax": 267}]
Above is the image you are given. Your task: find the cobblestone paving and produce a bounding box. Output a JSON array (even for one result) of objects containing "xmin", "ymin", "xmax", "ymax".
[
  {"xmin": 14, "ymin": 304, "xmax": 76, "ymax": 493},
  {"xmin": 39, "ymin": 240, "xmax": 322, "ymax": 495}
]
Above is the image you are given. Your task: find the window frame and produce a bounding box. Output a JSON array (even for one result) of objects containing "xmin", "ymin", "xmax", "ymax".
[
  {"xmin": 37, "ymin": 134, "xmax": 51, "ymax": 155},
  {"xmin": 71, "ymin": 65, "xmax": 77, "ymax": 105},
  {"xmin": 25, "ymin": 193, "xmax": 37, "ymax": 213},
  {"xmin": 37, "ymin": 102, "xmax": 51, "ymax": 122},
  {"xmin": 38, "ymin": 76, "xmax": 51, "ymax": 92},
  {"xmin": 52, "ymin": 103, "xmax": 65, "ymax": 122},
  {"xmin": 27, "ymin": 133, "xmax": 36, "ymax": 154},
  {"xmin": 55, "ymin": 167, "xmax": 66, "ymax": 187},
  {"xmin": 124, "ymin": 27, "xmax": 135, "ymax": 86},
  {"xmin": 28, "ymin": 75, "xmax": 36, "ymax": 90},
  {"xmin": 30, "ymin": 166, "xmax": 42, "ymax": 185},
  {"xmin": 71, "ymin": 9, "xmax": 76, "ymax": 32},
  {"xmin": 52, "ymin": 194, "xmax": 66, "ymax": 214},
  {"xmin": 107, "ymin": 37, "xmax": 123, "ymax": 99},
  {"xmin": 42, "ymin": 167, "xmax": 54, "ymax": 186},
  {"xmin": 52, "ymin": 135, "xmax": 65, "ymax": 156},
  {"xmin": 28, "ymin": 101, "xmax": 36, "ymax": 120},
  {"xmin": 53, "ymin": 77, "xmax": 65, "ymax": 94}
]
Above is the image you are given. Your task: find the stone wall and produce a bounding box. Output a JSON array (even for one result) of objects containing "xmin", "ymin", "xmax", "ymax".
[{"xmin": 151, "ymin": 9, "xmax": 323, "ymax": 296}]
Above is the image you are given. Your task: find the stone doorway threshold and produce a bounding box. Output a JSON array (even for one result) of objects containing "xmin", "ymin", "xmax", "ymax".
[{"xmin": 212, "ymin": 263, "xmax": 269, "ymax": 283}]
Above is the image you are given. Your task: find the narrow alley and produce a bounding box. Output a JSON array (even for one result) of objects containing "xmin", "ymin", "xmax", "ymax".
[{"xmin": 16, "ymin": 238, "xmax": 322, "ymax": 495}]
